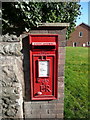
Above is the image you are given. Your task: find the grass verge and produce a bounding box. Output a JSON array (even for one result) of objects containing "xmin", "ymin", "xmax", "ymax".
[{"xmin": 64, "ymin": 47, "xmax": 88, "ymax": 119}]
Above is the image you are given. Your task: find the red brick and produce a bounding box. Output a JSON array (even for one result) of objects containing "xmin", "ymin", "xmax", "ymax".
[{"xmin": 67, "ymin": 23, "xmax": 90, "ymax": 47}]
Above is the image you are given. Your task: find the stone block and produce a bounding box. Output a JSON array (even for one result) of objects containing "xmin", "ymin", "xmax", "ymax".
[
  {"xmin": 0, "ymin": 56, "xmax": 23, "ymax": 119},
  {"xmin": 0, "ymin": 65, "xmax": 19, "ymax": 87},
  {"xmin": 0, "ymin": 43, "xmax": 22, "ymax": 56},
  {"xmin": 31, "ymin": 109, "xmax": 47, "ymax": 114},
  {"xmin": 24, "ymin": 104, "xmax": 41, "ymax": 118},
  {"xmin": 2, "ymin": 87, "xmax": 19, "ymax": 96},
  {"xmin": 58, "ymin": 77, "xmax": 64, "ymax": 82},
  {"xmin": 0, "ymin": 56, "xmax": 15, "ymax": 65},
  {"xmin": 40, "ymin": 114, "xmax": 56, "ymax": 118},
  {"xmin": 58, "ymin": 54, "xmax": 65, "ymax": 60},
  {"xmin": 58, "ymin": 94, "xmax": 64, "ymax": 100},
  {"xmin": 48, "ymin": 109, "xmax": 63, "ymax": 114},
  {"xmin": 58, "ymin": 88, "xmax": 64, "ymax": 94},
  {"xmin": 6, "ymin": 107, "xmax": 17, "ymax": 117},
  {"xmin": 58, "ymin": 70, "xmax": 64, "ymax": 76},
  {"xmin": 56, "ymin": 103, "xmax": 64, "ymax": 110},
  {"xmin": 41, "ymin": 104, "xmax": 56, "ymax": 109},
  {"xmin": 56, "ymin": 113, "xmax": 63, "ymax": 118},
  {"xmin": 59, "ymin": 42, "xmax": 66, "ymax": 47},
  {"xmin": 58, "ymin": 47, "xmax": 65, "ymax": 54},
  {"xmin": 1, "ymin": 34, "xmax": 20, "ymax": 42},
  {"xmin": 24, "ymin": 102, "xmax": 41, "ymax": 109},
  {"xmin": 25, "ymin": 114, "xmax": 41, "ymax": 118},
  {"xmin": 59, "ymin": 59, "xmax": 65, "ymax": 65}
]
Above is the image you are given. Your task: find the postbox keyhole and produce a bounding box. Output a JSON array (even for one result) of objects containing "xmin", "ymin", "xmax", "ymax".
[
  {"xmin": 43, "ymin": 56, "xmax": 46, "ymax": 59},
  {"xmin": 40, "ymin": 56, "xmax": 46, "ymax": 60}
]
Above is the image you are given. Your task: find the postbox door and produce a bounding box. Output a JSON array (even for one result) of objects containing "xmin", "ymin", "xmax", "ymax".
[
  {"xmin": 29, "ymin": 34, "xmax": 58, "ymax": 100},
  {"xmin": 32, "ymin": 54, "xmax": 56, "ymax": 100}
]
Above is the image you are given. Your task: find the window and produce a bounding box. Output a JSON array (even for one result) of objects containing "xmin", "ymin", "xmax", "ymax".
[
  {"xmin": 73, "ymin": 42, "xmax": 77, "ymax": 47},
  {"xmin": 79, "ymin": 32, "xmax": 83, "ymax": 37},
  {"xmin": 87, "ymin": 42, "xmax": 90, "ymax": 46}
]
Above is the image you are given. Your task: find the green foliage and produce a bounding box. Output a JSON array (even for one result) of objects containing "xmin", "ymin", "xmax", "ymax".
[
  {"xmin": 64, "ymin": 47, "xmax": 88, "ymax": 118},
  {"xmin": 2, "ymin": 2, "xmax": 81, "ymax": 38}
]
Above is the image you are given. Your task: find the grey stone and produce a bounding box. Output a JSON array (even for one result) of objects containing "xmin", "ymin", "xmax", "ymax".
[
  {"xmin": 24, "ymin": 102, "xmax": 41, "ymax": 109},
  {"xmin": 6, "ymin": 108, "xmax": 17, "ymax": 117},
  {"xmin": 10, "ymin": 34, "xmax": 20, "ymax": 42},
  {"xmin": 0, "ymin": 44, "xmax": 4, "ymax": 55},
  {"xmin": 0, "ymin": 43, "xmax": 22, "ymax": 56},
  {"xmin": 2, "ymin": 108, "xmax": 6, "ymax": 114},
  {"xmin": 0, "ymin": 34, "xmax": 24, "ymax": 119},
  {"xmin": 0, "ymin": 56, "xmax": 16, "ymax": 65},
  {"xmin": 1, "ymin": 66, "xmax": 19, "ymax": 87},
  {"xmin": 40, "ymin": 114, "xmax": 56, "ymax": 118},
  {"xmin": 48, "ymin": 109, "xmax": 63, "ymax": 114},
  {"xmin": 41, "ymin": 104, "xmax": 56, "ymax": 109},
  {"xmin": 1, "ymin": 34, "xmax": 20, "ymax": 42},
  {"xmin": 2, "ymin": 66, "xmax": 13, "ymax": 76},
  {"xmin": 2, "ymin": 97, "xmax": 11, "ymax": 104},
  {"xmin": 2, "ymin": 103, "xmax": 8, "ymax": 108},
  {"xmin": 2, "ymin": 87, "xmax": 14, "ymax": 95},
  {"xmin": 0, "ymin": 80, "xmax": 6, "ymax": 87},
  {"xmin": 38, "ymin": 23, "xmax": 69, "ymax": 27}
]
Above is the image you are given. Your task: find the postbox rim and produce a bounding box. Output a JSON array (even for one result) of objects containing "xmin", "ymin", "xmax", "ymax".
[{"xmin": 30, "ymin": 34, "xmax": 58, "ymax": 100}]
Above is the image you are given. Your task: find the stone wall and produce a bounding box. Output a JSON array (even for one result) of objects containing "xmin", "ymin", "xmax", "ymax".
[
  {"xmin": 0, "ymin": 23, "xmax": 68, "ymax": 119},
  {"xmin": 0, "ymin": 33, "xmax": 24, "ymax": 119}
]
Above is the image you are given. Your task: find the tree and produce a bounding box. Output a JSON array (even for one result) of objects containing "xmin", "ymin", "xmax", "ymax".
[{"xmin": 2, "ymin": 2, "xmax": 81, "ymax": 38}]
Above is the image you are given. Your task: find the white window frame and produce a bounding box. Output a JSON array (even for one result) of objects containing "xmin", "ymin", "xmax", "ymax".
[
  {"xmin": 87, "ymin": 41, "xmax": 90, "ymax": 46},
  {"xmin": 79, "ymin": 32, "xmax": 83, "ymax": 37},
  {"xmin": 73, "ymin": 42, "xmax": 77, "ymax": 47}
]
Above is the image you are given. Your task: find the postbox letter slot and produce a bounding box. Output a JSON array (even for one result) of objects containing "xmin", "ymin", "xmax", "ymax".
[{"xmin": 33, "ymin": 46, "xmax": 55, "ymax": 50}]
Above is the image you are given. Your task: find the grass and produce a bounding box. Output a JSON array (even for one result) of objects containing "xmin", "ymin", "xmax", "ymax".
[{"xmin": 64, "ymin": 47, "xmax": 88, "ymax": 119}]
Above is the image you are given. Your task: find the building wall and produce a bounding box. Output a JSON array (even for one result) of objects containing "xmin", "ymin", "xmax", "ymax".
[{"xmin": 67, "ymin": 24, "xmax": 90, "ymax": 47}]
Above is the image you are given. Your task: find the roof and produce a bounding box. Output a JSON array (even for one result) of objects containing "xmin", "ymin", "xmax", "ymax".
[{"xmin": 76, "ymin": 22, "xmax": 90, "ymax": 28}]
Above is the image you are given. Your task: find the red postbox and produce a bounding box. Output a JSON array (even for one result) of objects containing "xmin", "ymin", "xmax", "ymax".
[{"xmin": 29, "ymin": 34, "xmax": 58, "ymax": 100}]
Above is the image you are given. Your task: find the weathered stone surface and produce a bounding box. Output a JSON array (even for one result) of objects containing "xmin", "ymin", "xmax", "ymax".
[
  {"xmin": 0, "ymin": 66, "xmax": 18, "ymax": 87},
  {"xmin": 0, "ymin": 43, "xmax": 22, "ymax": 56},
  {"xmin": 0, "ymin": 37, "xmax": 24, "ymax": 119},
  {"xmin": 1, "ymin": 34, "xmax": 20, "ymax": 42},
  {"xmin": 6, "ymin": 108, "xmax": 17, "ymax": 117}
]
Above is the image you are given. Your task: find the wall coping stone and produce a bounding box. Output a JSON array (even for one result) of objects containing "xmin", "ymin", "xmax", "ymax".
[{"xmin": 38, "ymin": 23, "xmax": 70, "ymax": 27}]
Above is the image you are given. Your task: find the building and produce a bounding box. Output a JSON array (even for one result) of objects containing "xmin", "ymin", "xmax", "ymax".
[{"xmin": 67, "ymin": 23, "xmax": 90, "ymax": 47}]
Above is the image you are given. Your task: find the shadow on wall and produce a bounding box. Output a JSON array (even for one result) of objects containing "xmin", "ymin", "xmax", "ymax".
[{"xmin": 22, "ymin": 35, "xmax": 31, "ymax": 101}]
